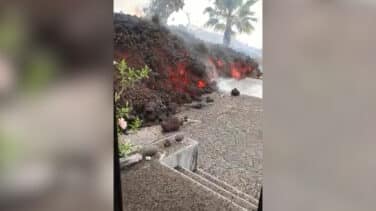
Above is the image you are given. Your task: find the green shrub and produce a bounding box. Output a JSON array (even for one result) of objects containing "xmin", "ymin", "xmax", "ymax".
[
  {"xmin": 114, "ymin": 59, "xmax": 150, "ymax": 134},
  {"xmin": 118, "ymin": 141, "xmax": 139, "ymax": 157},
  {"xmin": 116, "ymin": 102, "xmax": 131, "ymax": 119},
  {"xmin": 115, "ymin": 59, "xmax": 150, "ymax": 101},
  {"xmin": 129, "ymin": 117, "xmax": 143, "ymax": 131}
]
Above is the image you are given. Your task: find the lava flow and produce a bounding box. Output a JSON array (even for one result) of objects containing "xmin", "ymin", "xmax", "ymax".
[
  {"xmin": 197, "ymin": 80, "xmax": 206, "ymax": 88},
  {"xmin": 168, "ymin": 63, "xmax": 189, "ymax": 93},
  {"xmin": 114, "ymin": 13, "xmax": 260, "ymax": 125},
  {"xmin": 231, "ymin": 68, "xmax": 242, "ymax": 79},
  {"xmin": 209, "ymin": 57, "xmax": 254, "ymax": 80},
  {"xmin": 168, "ymin": 61, "xmax": 208, "ymax": 93}
]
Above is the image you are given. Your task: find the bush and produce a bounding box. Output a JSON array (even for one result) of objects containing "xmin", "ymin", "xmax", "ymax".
[
  {"xmin": 114, "ymin": 59, "xmax": 150, "ymax": 134},
  {"xmin": 118, "ymin": 141, "xmax": 139, "ymax": 157},
  {"xmin": 129, "ymin": 117, "xmax": 143, "ymax": 131},
  {"xmin": 115, "ymin": 59, "xmax": 150, "ymax": 101}
]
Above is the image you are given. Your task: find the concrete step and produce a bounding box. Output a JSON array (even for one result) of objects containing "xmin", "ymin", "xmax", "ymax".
[
  {"xmin": 196, "ymin": 168, "xmax": 259, "ymax": 205},
  {"xmin": 177, "ymin": 167, "xmax": 257, "ymax": 211}
]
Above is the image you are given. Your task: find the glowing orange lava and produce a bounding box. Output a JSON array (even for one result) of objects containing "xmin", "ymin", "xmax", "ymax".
[
  {"xmin": 231, "ymin": 68, "xmax": 241, "ymax": 79},
  {"xmin": 168, "ymin": 62, "xmax": 190, "ymax": 93},
  {"xmin": 197, "ymin": 80, "xmax": 206, "ymax": 88},
  {"xmin": 217, "ymin": 59, "xmax": 224, "ymax": 67}
]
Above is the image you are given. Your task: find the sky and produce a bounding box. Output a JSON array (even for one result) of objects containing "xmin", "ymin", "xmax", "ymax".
[{"xmin": 114, "ymin": 0, "xmax": 263, "ymax": 49}]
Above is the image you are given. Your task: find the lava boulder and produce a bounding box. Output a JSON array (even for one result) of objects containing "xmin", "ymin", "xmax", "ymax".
[
  {"xmin": 161, "ymin": 116, "xmax": 181, "ymax": 132},
  {"xmin": 231, "ymin": 88, "xmax": 240, "ymax": 96},
  {"xmin": 175, "ymin": 134, "xmax": 184, "ymax": 142},
  {"xmin": 206, "ymin": 96, "xmax": 214, "ymax": 103},
  {"xmin": 167, "ymin": 102, "xmax": 178, "ymax": 114},
  {"xmin": 164, "ymin": 139, "xmax": 172, "ymax": 148}
]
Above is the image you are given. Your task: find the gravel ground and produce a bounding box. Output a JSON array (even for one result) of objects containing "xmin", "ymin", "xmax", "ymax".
[
  {"xmin": 125, "ymin": 92, "xmax": 263, "ymax": 198},
  {"xmin": 122, "ymin": 161, "xmax": 244, "ymax": 211},
  {"xmin": 177, "ymin": 93, "xmax": 263, "ymax": 197}
]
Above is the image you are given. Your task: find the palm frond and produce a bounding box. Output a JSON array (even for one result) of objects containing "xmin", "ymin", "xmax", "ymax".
[
  {"xmin": 203, "ymin": 7, "xmax": 215, "ymax": 15},
  {"xmin": 235, "ymin": 0, "xmax": 258, "ymax": 18},
  {"xmin": 214, "ymin": 0, "xmax": 243, "ymax": 14},
  {"xmin": 213, "ymin": 23, "xmax": 226, "ymax": 31},
  {"xmin": 204, "ymin": 18, "xmax": 220, "ymax": 27},
  {"xmin": 204, "ymin": 0, "xmax": 258, "ymax": 39},
  {"xmin": 204, "ymin": 6, "xmax": 227, "ymax": 18},
  {"xmin": 240, "ymin": 16, "xmax": 257, "ymax": 23},
  {"xmin": 234, "ymin": 18, "xmax": 255, "ymax": 34},
  {"xmin": 238, "ymin": 9, "xmax": 255, "ymax": 18},
  {"xmin": 243, "ymin": 0, "xmax": 258, "ymax": 9}
]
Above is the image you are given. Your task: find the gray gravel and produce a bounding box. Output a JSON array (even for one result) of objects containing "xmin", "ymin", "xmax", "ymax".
[
  {"xmin": 125, "ymin": 92, "xmax": 263, "ymax": 198},
  {"xmin": 177, "ymin": 93, "xmax": 263, "ymax": 198},
  {"xmin": 122, "ymin": 161, "xmax": 245, "ymax": 211}
]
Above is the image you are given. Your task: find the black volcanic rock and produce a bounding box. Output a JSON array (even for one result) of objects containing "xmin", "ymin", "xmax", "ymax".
[
  {"xmin": 161, "ymin": 116, "xmax": 181, "ymax": 133},
  {"xmin": 175, "ymin": 134, "xmax": 184, "ymax": 142},
  {"xmin": 206, "ymin": 96, "xmax": 214, "ymax": 103},
  {"xmin": 231, "ymin": 88, "xmax": 240, "ymax": 96},
  {"xmin": 114, "ymin": 13, "xmax": 259, "ymax": 127}
]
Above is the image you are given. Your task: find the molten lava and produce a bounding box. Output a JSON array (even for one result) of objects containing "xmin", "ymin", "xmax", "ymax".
[
  {"xmin": 168, "ymin": 61, "xmax": 208, "ymax": 93},
  {"xmin": 197, "ymin": 80, "xmax": 206, "ymax": 88},
  {"xmin": 217, "ymin": 59, "xmax": 224, "ymax": 67},
  {"xmin": 230, "ymin": 62, "xmax": 253, "ymax": 80},
  {"xmin": 231, "ymin": 68, "xmax": 242, "ymax": 79}
]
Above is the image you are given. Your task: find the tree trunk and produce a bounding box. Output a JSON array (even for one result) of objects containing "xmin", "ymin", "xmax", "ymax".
[{"xmin": 223, "ymin": 17, "xmax": 232, "ymax": 47}]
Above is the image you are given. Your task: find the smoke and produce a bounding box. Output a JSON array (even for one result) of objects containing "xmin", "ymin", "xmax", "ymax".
[
  {"xmin": 167, "ymin": 22, "xmax": 263, "ymax": 99},
  {"xmin": 217, "ymin": 77, "xmax": 263, "ymax": 98},
  {"xmin": 169, "ymin": 25, "xmax": 261, "ymax": 78}
]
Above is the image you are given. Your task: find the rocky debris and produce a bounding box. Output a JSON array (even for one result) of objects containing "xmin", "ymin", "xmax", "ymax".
[
  {"xmin": 182, "ymin": 94, "xmax": 193, "ymax": 104},
  {"xmin": 113, "ymin": 13, "xmax": 207, "ymax": 126},
  {"xmin": 161, "ymin": 116, "xmax": 181, "ymax": 132},
  {"xmin": 141, "ymin": 145, "xmax": 159, "ymax": 157},
  {"xmin": 175, "ymin": 134, "xmax": 184, "ymax": 142},
  {"xmin": 120, "ymin": 153, "xmax": 143, "ymax": 168},
  {"xmin": 231, "ymin": 88, "xmax": 240, "ymax": 96},
  {"xmin": 250, "ymin": 67, "xmax": 263, "ymax": 78},
  {"xmin": 114, "ymin": 14, "xmax": 211, "ymax": 106},
  {"xmin": 207, "ymin": 81, "xmax": 218, "ymax": 92},
  {"xmin": 114, "ymin": 13, "xmax": 260, "ymax": 126},
  {"xmin": 191, "ymin": 102, "xmax": 204, "ymax": 109},
  {"xmin": 206, "ymin": 96, "xmax": 214, "ymax": 103},
  {"xmin": 167, "ymin": 102, "xmax": 178, "ymax": 114},
  {"xmin": 144, "ymin": 101, "xmax": 160, "ymax": 122},
  {"xmin": 163, "ymin": 139, "xmax": 172, "ymax": 148},
  {"xmin": 145, "ymin": 156, "xmax": 152, "ymax": 161},
  {"xmin": 144, "ymin": 100, "xmax": 177, "ymax": 125},
  {"xmin": 191, "ymin": 95, "xmax": 202, "ymax": 102}
]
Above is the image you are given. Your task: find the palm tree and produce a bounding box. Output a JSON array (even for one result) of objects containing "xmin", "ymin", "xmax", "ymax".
[{"xmin": 204, "ymin": 0, "xmax": 258, "ymax": 47}]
